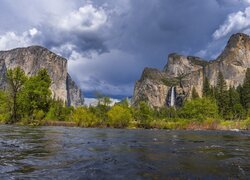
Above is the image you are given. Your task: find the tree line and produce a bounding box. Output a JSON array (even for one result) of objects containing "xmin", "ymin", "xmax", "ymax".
[
  {"xmin": 0, "ymin": 67, "xmax": 71, "ymax": 125},
  {"xmin": 1, "ymin": 67, "xmax": 250, "ymax": 129},
  {"xmin": 199, "ymin": 69, "xmax": 250, "ymax": 120}
]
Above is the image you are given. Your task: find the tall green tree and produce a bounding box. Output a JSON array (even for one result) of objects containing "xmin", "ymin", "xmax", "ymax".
[
  {"xmin": 237, "ymin": 84, "xmax": 244, "ymax": 107},
  {"xmin": 0, "ymin": 91, "xmax": 10, "ymax": 122},
  {"xmin": 242, "ymin": 68, "xmax": 250, "ymax": 112},
  {"xmin": 6, "ymin": 67, "xmax": 27, "ymax": 123},
  {"xmin": 21, "ymin": 69, "xmax": 52, "ymax": 119},
  {"xmin": 228, "ymin": 86, "xmax": 244, "ymax": 119},
  {"xmin": 202, "ymin": 77, "xmax": 212, "ymax": 97},
  {"xmin": 215, "ymin": 71, "xmax": 229, "ymax": 118}
]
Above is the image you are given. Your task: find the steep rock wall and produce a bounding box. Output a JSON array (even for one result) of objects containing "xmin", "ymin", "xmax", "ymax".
[
  {"xmin": 132, "ymin": 33, "xmax": 250, "ymax": 108},
  {"xmin": 0, "ymin": 46, "xmax": 83, "ymax": 106}
]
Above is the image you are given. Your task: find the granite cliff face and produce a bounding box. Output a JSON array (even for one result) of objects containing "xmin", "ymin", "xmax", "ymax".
[
  {"xmin": 0, "ymin": 46, "xmax": 83, "ymax": 107},
  {"xmin": 132, "ymin": 33, "xmax": 250, "ymax": 108}
]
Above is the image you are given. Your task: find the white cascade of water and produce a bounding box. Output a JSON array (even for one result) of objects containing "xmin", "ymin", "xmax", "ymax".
[{"xmin": 170, "ymin": 87, "xmax": 175, "ymax": 107}]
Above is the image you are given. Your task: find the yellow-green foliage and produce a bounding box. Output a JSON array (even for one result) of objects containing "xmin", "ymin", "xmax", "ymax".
[
  {"xmin": 245, "ymin": 119, "xmax": 250, "ymax": 129},
  {"xmin": 0, "ymin": 91, "xmax": 10, "ymax": 123},
  {"xmin": 219, "ymin": 120, "xmax": 250, "ymax": 130},
  {"xmin": 107, "ymin": 104, "xmax": 132, "ymax": 128},
  {"xmin": 179, "ymin": 98, "xmax": 219, "ymax": 121},
  {"xmin": 33, "ymin": 110, "xmax": 45, "ymax": 121},
  {"xmin": 149, "ymin": 119, "xmax": 189, "ymax": 129},
  {"xmin": 72, "ymin": 107, "xmax": 100, "ymax": 127},
  {"xmin": 133, "ymin": 101, "xmax": 154, "ymax": 128}
]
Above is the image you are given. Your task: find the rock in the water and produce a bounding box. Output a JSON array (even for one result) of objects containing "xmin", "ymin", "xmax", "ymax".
[
  {"xmin": 132, "ymin": 33, "xmax": 250, "ymax": 108},
  {"xmin": 0, "ymin": 46, "xmax": 83, "ymax": 107}
]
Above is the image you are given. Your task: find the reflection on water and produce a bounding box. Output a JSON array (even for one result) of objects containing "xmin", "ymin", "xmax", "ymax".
[{"xmin": 0, "ymin": 125, "xmax": 250, "ymax": 179}]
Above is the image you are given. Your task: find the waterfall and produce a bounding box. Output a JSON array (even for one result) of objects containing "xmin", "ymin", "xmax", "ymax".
[{"xmin": 170, "ymin": 87, "xmax": 175, "ymax": 107}]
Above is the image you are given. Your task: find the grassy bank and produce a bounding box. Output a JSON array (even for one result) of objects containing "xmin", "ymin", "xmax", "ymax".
[
  {"xmin": 147, "ymin": 119, "xmax": 250, "ymax": 130},
  {"xmin": 11, "ymin": 118, "xmax": 249, "ymax": 131}
]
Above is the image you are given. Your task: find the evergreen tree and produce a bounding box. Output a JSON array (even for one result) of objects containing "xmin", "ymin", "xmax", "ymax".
[
  {"xmin": 191, "ymin": 87, "xmax": 199, "ymax": 99},
  {"xmin": 202, "ymin": 77, "xmax": 212, "ymax": 97},
  {"xmin": 242, "ymin": 68, "xmax": 250, "ymax": 112},
  {"xmin": 228, "ymin": 86, "xmax": 244, "ymax": 119},
  {"xmin": 6, "ymin": 67, "xmax": 27, "ymax": 123},
  {"xmin": 215, "ymin": 71, "xmax": 229, "ymax": 118},
  {"xmin": 237, "ymin": 84, "xmax": 244, "ymax": 106}
]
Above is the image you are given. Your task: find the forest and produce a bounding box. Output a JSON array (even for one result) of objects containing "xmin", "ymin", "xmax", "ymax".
[{"xmin": 1, "ymin": 67, "xmax": 250, "ymax": 130}]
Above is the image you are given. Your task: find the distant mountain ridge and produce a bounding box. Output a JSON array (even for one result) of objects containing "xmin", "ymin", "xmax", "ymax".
[
  {"xmin": 132, "ymin": 33, "xmax": 250, "ymax": 108},
  {"xmin": 0, "ymin": 46, "xmax": 83, "ymax": 107}
]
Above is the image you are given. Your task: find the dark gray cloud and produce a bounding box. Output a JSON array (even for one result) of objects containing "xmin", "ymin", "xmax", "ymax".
[{"xmin": 0, "ymin": 0, "xmax": 249, "ymax": 98}]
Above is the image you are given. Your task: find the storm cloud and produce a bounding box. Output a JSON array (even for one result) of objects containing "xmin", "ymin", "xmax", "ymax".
[{"xmin": 0, "ymin": 0, "xmax": 249, "ymax": 98}]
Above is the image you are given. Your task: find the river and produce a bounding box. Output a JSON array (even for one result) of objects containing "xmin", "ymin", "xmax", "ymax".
[{"xmin": 0, "ymin": 125, "xmax": 249, "ymax": 179}]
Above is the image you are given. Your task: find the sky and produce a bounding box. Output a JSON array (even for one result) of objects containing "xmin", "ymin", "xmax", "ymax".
[{"xmin": 0, "ymin": 0, "xmax": 250, "ymax": 99}]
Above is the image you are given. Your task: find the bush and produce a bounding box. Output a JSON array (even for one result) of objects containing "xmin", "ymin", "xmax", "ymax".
[
  {"xmin": 133, "ymin": 101, "xmax": 154, "ymax": 128},
  {"xmin": 34, "ymin": 110, "xmax": 45, "ymax": 120},
  {"xmin": 155, "ymin": 107, "xmax": 177, "ymax": 119},
  {"xmin": 179, "ymin": 98, "xmax": 219, "ymax": 121},
  {"xmin": 46, "ymin": 100, "xmax": 73, "ymax": 121},
  {"xmin": 71, "ymin": 107, "xmax": 101, "ymax": 127},
  {"xmin": 107, "ymin": 105, "xmax": 132, "ymax": 128}
]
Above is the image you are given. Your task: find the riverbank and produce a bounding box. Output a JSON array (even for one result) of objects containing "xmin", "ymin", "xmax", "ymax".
[
  {"xmin": 138, "ymin": 119, "xmax": 250, "ymax": 131},
  {"xmin": 5, "ymin": 119, "xmax": 248, "ymax": 131}
]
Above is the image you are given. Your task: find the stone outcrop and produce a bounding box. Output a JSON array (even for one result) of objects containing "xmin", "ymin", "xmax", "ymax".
[
  {"xmin": 132, "ymin": 33, "xmax": 250, "ymax": 108},
  {"xmin": 133, "ymin": 68, "xmax": 170, "ymax": 107},
  {"xmin": 66, "ymin": 75, "xmax": 83, "ymax": 107},
  {"xmin": 0, "ymin": 46, "xmax": 83, "ymax": 107}
]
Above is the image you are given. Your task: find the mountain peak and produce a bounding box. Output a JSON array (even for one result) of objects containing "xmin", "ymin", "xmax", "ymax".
[
  {"xmin": 216, "ymin": 33, "xmax": 250, "ymax": 63},
  {"xmin": 226, "ymin": 33, "xmax": 250, "ymax": 49},
  {"xmin": 133, "ymin": 32, "xmax": 250, "ymax": 108}
]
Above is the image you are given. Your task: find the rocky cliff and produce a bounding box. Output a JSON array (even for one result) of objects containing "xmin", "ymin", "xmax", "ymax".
[
  {"xmin": 132, "ymin": 33, "xmax": 250, "ymax": 108},
  {"xmin": 0, "ymin": 46, "xmax": 83, "ymax": 107}
]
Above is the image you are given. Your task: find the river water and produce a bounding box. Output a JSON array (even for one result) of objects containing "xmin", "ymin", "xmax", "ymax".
[{"xmin": 0, "ymin": 125, "xmax": 249, "ymax": 179}]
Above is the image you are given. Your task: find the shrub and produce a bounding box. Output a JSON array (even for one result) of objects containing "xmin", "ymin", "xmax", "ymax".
[
  {"xmin": 107, "ymin": 105, "xmax": 132, "ymax": 128},
  {"xmin": 133, "ymin": 101, "xmax": 154, "ymax": 128},
  {"xmin": 46, "ymin": 100, "xmax": 73, "ymax": 121},
  {"xmin": 179, "ymin": 98, "xmax": 219, "ymax": 121},
  {"xmin": 71, "ymin": 107, "xmax": 100, "ymax": 127},
  {"xmin": 34, "ymin": 110, "xmax": 45, "ymax": 120}
]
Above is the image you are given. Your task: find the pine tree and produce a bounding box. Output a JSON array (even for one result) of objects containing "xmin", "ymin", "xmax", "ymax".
[
  {"xmin": 237, "ymin": 84, "xmax": 244, "ymax": 106},
  {"xmin": 191, "ymin": 87, "xmax": 199, "ymax": 99},
  {"xmin": 228, "ymin": 86, "xmax": 244, "ymax": 119},
  {"xmin": 242, "ymin": 68, "xmax": 250, "ymax": 112},
  {"xmin": 203, "ymin": 77, "xmax": 212, "ymax": 97},
  {"xmin": 215, "ymin": 71, "xmax": 229, "ymax": 118}
]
